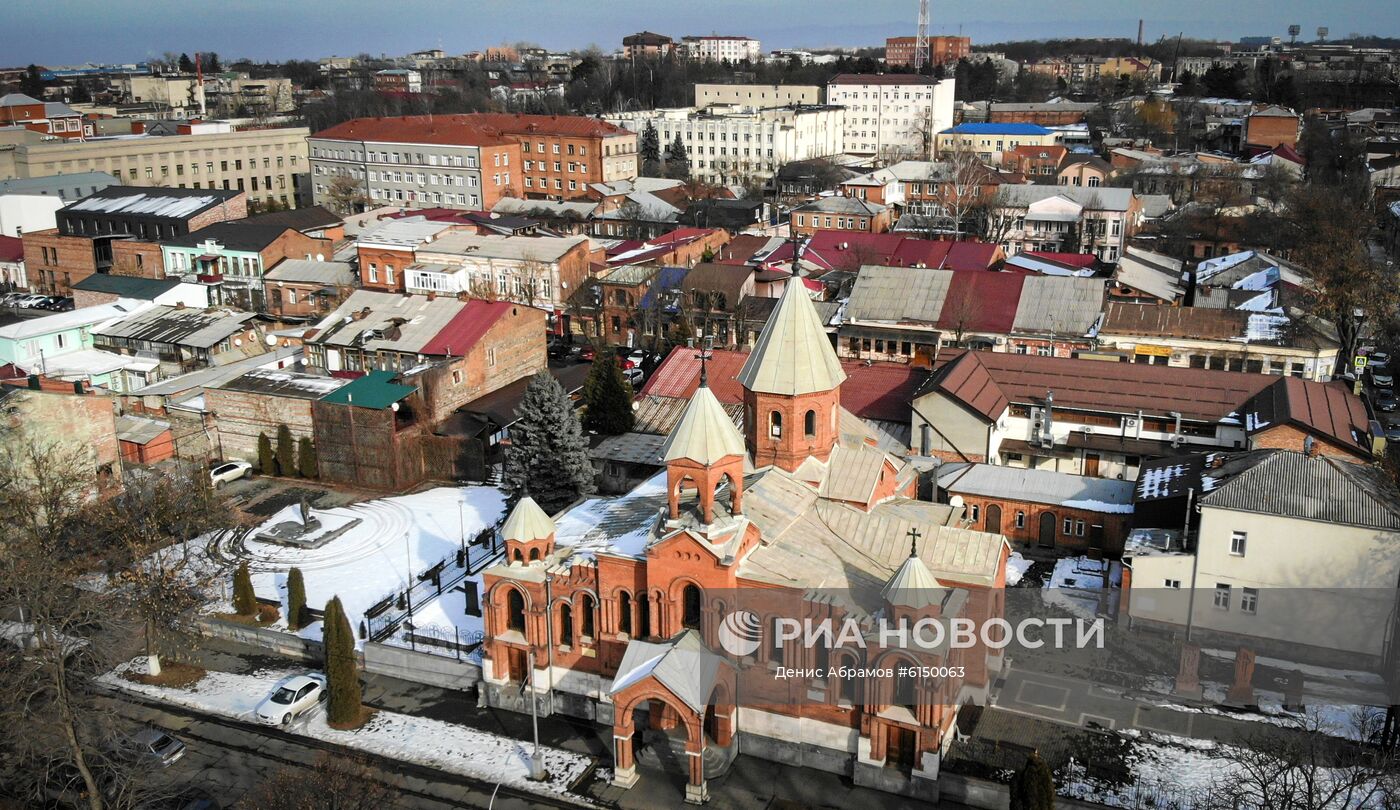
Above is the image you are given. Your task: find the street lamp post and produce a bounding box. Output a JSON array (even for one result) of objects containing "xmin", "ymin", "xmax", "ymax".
[
  {"xmin": 527, "ymin": 649, "xmax": 546, "ymax": 780},
  {"xmin": 404, "ymin": 530, "xmax": 414, "ymax": 622},
  {"xmin": 458, "ymin": 492, "xmax": 467, "ymax": 565}
]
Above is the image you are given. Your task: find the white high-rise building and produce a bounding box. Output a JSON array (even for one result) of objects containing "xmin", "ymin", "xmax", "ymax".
[
  {"xmin": 825, "ymin": 74, "xmax": 956, "ymax": 162},
  {"xmin": 682, "ymin": 36, "xmax": 763, "ymax": 63}
]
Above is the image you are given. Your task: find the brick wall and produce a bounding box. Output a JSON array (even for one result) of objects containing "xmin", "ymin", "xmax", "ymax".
[
  {"xmin": 1251, "ymin": 424, "xmax": 1371, "ymax": 462},
  {"xmin": 204, "ymin": 387, "xmax": 319, "ymax": 462},
  {"xmin": 22, "ymin": 229, "xmax": 97, "ymax": 295},
  {"xmin": 415, "ymin": 303, "xmax": 547, "ymax": 424},
  {"xmin": 259, "ymin": 230, "xmax": 333, "ymax": 268},
  {"xmin": 312, "ymin": 398, "xmax": 427, "ymax": 490},
  {"xmin": 111, "ymin": 240, "xmax": 165, "ymax": 279},
  {"xmin": 948, "ymin": 491, "xmax": 1132, "ymax": 555},
  {"xmin": 357, "ymin": 246, "xmax": 410, "ymax": 292},
  {"xmin": 187, "ymin": 193, "xmax": 249, "ymax": 231}
]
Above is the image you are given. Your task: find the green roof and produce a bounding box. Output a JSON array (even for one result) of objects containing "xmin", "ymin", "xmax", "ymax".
[{"xmin": 318, "ymin": 370, "xmax": 415, "ymax": 410}]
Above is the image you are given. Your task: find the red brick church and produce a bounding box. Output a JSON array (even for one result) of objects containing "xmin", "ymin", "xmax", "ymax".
[{"xmin": 481, "ymin": 277, "xmax": 1011, "ymax": 803}]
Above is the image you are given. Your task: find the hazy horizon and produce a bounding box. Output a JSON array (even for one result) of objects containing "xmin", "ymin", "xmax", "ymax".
[{"xmin": 5, "ymin": 0, "xmax": 1397, "ymax": 66}]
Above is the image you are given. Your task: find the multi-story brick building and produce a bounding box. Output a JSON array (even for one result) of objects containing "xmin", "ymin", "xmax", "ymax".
[
  {"xmin": 353, "ymin": 217, "xmax": 464, "ymax": 294},
  {"xmin": 0, "ymin": 125, "xmax": 309, "ymax": 210},
  {"xmin": 826, "ymin": 74, "xmax": 955, "ymax": 161},
  {"xmin": 884, "ymin": 36, "xmax": 972, "ymax": 68},
  {"xmin": 789, "ymin": 196, "xmax": 891, "ymax": 235},
  {"xmin": 22, "ymin": 186, "xmax": 246, "ymax": 295},
  {"xmin": 262, "ymin": 259, "xmax": 356, "ymax": 320},
  {"xmin": 622, "ymin": 31, "xmax": 676, "ymax": 59},
  {"xmin": 462, "ymin": 114, "xmax": 638, "ymax": 200},
  {"xmin": 203, "ymin": 368, "xmax": 350, "ymax": 462},
  {"xmin": 308, "ymin": 116, "xmax": 522, "ymax": 212}
]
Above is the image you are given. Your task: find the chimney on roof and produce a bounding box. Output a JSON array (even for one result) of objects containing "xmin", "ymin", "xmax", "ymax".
[{"xmin": 426, "ymin": 290, "xmax": 436, "ymax": 301}]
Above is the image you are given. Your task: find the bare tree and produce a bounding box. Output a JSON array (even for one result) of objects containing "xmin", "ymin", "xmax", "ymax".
[
  {"xmin": 1202, "ymin": 708, "xmax": 1400, "ymax": 810},
  {"xmin": 0, "ymin": 427, "xmax": 176, "ymax": 810},
  {"xmin": 235, "ymin": 754, "xmax": 399, "ymax": 810},
  {"xmin": 932, "ymin": 145, "xmax": 994, "ymax": 240},
  {"xmin": 325, "ymin": 175, "xmax": 368, "ymax": 215}
]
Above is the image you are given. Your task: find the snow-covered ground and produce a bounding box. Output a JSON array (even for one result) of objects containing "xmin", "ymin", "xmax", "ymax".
[
  {"xmin": 1006, "ymin": 552, "xmax": 1034, "ymax": 587},
  {"xmin": 99, "ymin": 660, "xmax": 593, "ymax": 801},
  {"xmin": 1041, "ymin": 555, "xmax": 1122, "ymax": 618},
  {"xmin": 228, "ymin": 487, "xmax": 507, "ymax": 645}
]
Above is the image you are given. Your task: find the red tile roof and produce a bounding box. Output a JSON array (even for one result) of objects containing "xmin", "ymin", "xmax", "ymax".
[
  {"xmin": 313, "ymin": 116, "xmax": 513, "ymax": 147},
  {"xmin": 463, "ymin": 113, "xmax": 633, "ymax": 138},
  {"xmin": 0, "ymin": 235, "xmax": 22, "ymax": 264},
  {"xmin": 1247, "ymin": 376, "xmax": 1369, "ymax": 455},
  {"xmin": 639, "ymin": 346, "xmax": 922, "ymax": 423},
  {"xmin": 418, "ymin": 299, "xmax": 512, "ymax": 356},
  {"xmin": 803, "ymin": 231, "xmax": 1000, "ymax": 272},
  {"xmin": 924, "ymin": 350, "xmax": 1277, "ymax": 423}
]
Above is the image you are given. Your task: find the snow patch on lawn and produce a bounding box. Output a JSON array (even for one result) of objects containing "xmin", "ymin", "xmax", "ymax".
[
  {"xmin": 1006, "ymin": 552, "xmax": 1034, "ymax": 587},
  {"xmin": 99, "ymin": 660, "xmax": 594, "ymax": 801}
]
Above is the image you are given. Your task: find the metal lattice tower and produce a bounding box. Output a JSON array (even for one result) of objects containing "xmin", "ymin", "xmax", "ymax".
[{"xmin": 913, "ymin": 0, "xmax": 930, "ymax": 72}]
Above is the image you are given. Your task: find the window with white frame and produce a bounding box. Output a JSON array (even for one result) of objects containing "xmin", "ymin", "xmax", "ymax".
[
  {"xmin": 1213, "ymin": 583, "xmax": 1231, "ymax": 609},
  {"xmin": 1229, "ymin": 532, "xmax": 1246, "ymax": 556},
  {"xmin": 1241, "ymin": 587, "xmax": 1258, "ymax": 614}
]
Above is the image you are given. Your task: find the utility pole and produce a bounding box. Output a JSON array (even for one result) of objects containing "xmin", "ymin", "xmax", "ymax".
[{"xmin": 527, "ymin": 649, "xmax": 546, "ymax": 779}]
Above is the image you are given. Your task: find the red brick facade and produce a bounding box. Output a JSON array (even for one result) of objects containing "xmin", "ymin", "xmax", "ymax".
[{"xmin": 948, "ymin": 492, "xmax": 1131, "ymax": 555}]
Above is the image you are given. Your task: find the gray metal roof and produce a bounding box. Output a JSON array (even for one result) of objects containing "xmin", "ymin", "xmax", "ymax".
[
  {"xmin": 265, "ymin": 259, "xmax": 356, "ymax": 286},
  {"xmin": 1201, "ymin": 451, "xmax": 1400, "ymax": 530},
  {"xmin": 1012, "ymin": 276, "xmax": 1106, "ymax": 335},
  {"xmin": 590, "ymin": 432, "xmax": 668, "ymax": 466},
  {"xmin": 0, "ymin": 171, "xmax": 118, "ymax": 201},
  {"xmin": 354, "ymin": 218, "xmax": 456, "ymax": 249},
  {"xmin": 94, "ymin": 305, "xmax": 258, "ymax": 349},
  {"xmin": 114, "ymin": 414, "xmax": 170, "ymax": 445},
  {"xmin": 130, "ymin": 347, "xmax": 302, "ymax": 397},
  {"xmin": 937, "ymin": 462, "xmax": 1135, "ymax": 512},
  {"xmin": 214, "ymin": 368, "xmax": 348, "ymax": 399},
  {"xmin": 610, "ymin": 630, "xmax": 720, "ymax": 713},
  {"xmin": 308, "ymin": 290, "xmax": 465, "ymax": 353},
  {"xmin": 846, "ymin": 265, "xmax": 951, "ymax": 323},
  {"xmin": 793, "ymin": 196, "xmax": 887, "ymax": 216},
  {"xmin": 996, "ymin": 185, "xmax": 1135, "ymax": 212},
  {"xmin": 418, "ymin": 232, "xmax": 588, "ymax": 263}
]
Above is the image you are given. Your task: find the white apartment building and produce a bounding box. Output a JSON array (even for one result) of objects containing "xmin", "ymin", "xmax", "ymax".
[
  {"xmin": 693, "ymin": 83, "xmax": 821, "ymax": 107},
  {"xmin": 681, "ymin": 36, "xmax": 762, "ymax": 63},
  {"xmin": 825, "ymin": 74, "xmax": 955, "ymax": 161},
  {"xmin": 606, "ymin": 105, "xmax": 845, "ymax": 184}
]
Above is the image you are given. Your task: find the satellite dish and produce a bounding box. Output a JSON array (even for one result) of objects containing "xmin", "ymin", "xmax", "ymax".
[
  {"xmin": 233, "ymin": 338, "xmax": 243, "ymax": 347},
  {"xmin": 390, "ymin": 402, "xmax": 400, "ymax": 412},
  {"xmin": 265, "ymin": 334, "xmax": 277, "ymax": 346},
  {"xmin": 949, "ymin": 495, "xmax": 965, "ymax": 509}
]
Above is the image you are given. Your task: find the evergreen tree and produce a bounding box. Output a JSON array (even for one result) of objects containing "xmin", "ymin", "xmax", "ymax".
[
  {"xmin": 503, "ymin": 371, "xmax": 595, "ymax": 515},
  {"xmin": 640, "ymin": 121, "xmax": 662, "ymax": 176},
  {"xmin": 178, "ymin": 53, "xmax": 195, "ymax": 73},
  {"xmin": 286, "ymin": 567, "xmax": 308, "ymax": 630},
  {"xmin": 204, "ymin": 52, "xmax": 222, "ymax": 73},
  {"xmin": 322, "ymin": 596, "xmax": 361, "ymax": 726},
  {"xmin": 297, "ymin": 437, "xmax": 318, "ymax": 478},
  {"xmin": 1010, "ymin": 752, "xmax": 1055, "ymax": 810},
  {"xmin": 276, "ymin": 425, "xmax": 296, "ymax": 476},
  {"xmin": 232, "ymin": 561, "xmax": 257, "ymax": 616},
  {"xmin": 664, "ymin": 134, "xmax": 691, "ymax": 179},
  {"xmin": 257, "ymin": 433, "xmax": 274, "ymax": 475},
  {"xmin": 582, "ymin": 353, "xmax": 635, "ymax": 436},
  {"xmin": 19, "ymin": 65, "xmax": 44, "ymax": 99}
]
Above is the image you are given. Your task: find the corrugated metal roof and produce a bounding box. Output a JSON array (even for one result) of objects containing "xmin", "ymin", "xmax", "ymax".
[
  {"xmin": 1012, "ymin": 276, "xmax": 1105, "ymax": 335},
  {"xmin": 264, "ymin": 259, "xmax": 355, "ymax": 286},
  {"xmin": 215, "ymin": 368, "xmax": 348, "ymax": 399},
  {"xmin": 846, "ymin": 265, "xmax": 952, "ymax": 323},
  {"xmin": 318, "ymin": 370, "xmax": 415, "ymax": 409},
  {"xmin": 94, "ymin": 305, "xmax": 257, "ymax": 349},
  {"xmin": 1202, "ymin": 451, "xmax": 1400, "ymax": 530},
  {"xmin": 115, "ymin": 414, "xmax": 170, "ymax": 445},
  {"xmin": 309, "ymin": 290, "xmax": 465, "ymax": 353}
]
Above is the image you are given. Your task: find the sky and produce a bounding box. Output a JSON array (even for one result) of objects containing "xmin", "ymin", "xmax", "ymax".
[{"xmin": 4, "ymin": 0, "xmax": 1397, "ymax": 66}]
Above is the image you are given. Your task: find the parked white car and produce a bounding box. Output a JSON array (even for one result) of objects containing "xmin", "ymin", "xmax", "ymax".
[
  {"xmin": 622, "ymin": 367, "xmax": 644, "ymax": 386},
  {"xmin": 210, "ymin": 460, "xmax": 253, "ymax": 487},
  {"xmin": 254, "ymin": 673, "xmax": 326, "ymax": 726}
]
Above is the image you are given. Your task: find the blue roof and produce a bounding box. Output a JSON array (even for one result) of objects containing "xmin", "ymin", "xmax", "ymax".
[
  {"xmin": 945, "ymin": 123, "xmax": 1054, "ymax": 136},
  {"xmin": 639, "ymin": 266, "xmax": 690, "ymax": 310}
]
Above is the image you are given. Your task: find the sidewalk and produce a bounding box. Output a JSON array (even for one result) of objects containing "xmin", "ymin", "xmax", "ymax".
[{"xmin": 197, "ymin": 636, "xmax": 972, "ymax": 808}]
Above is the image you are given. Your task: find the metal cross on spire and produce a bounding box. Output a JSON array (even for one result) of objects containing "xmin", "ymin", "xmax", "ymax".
[
  {"xmin": 907, "ymin": 527, "xmax": 921, "ymax": 558},
  {"xmin": 692, "ymin": 335, "xmax": 715, "ymax": 388}
]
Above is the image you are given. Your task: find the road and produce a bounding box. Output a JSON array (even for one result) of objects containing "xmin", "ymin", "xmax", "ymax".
[{"xmin": 120, "ymin": 638, "xmax": 977, "ymax": 809}]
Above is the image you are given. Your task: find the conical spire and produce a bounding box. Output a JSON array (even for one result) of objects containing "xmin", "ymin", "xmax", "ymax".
[
  {"xmin": 736, "ymin": 274, "xmax": 846, "ymax": 396},
  {"xmin": 660, "ymin": 385, "xmax": 746, "ymax": 464},
  {"xmin": 882, "ymin": 528, "xmax": 945, "ymax": 609},
  {"xmin": 501, "ymin": 495, "xmax": 555, "ymax": 542}
]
